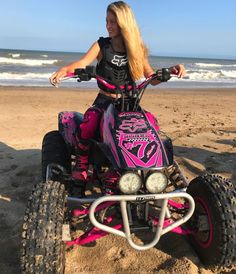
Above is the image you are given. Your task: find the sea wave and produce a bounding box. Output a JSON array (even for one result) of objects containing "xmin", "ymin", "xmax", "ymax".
[
  {"xmin": 0, "ymin": 57, "xmax": 58, "ymax": 66},
  {"xmin": 195, "ymin": 62, "xmax": 236, "ymax": 68},
  {"xmin": 0, "ymin": 72, "xmax": 51, "ymax": 80},
  {"xmin": 8, "ymin": 53, "xmax": 21, "ymax": 58},
  {"xmin": 0, "ymin": 72, "xmax": 97, "ymax": 81},
  {"xmin": 0, "ymin": 69, "xmax": 235, "ymax": 88},
  {"xmin": 0, "ymin": 72, "xmax": 99, "ymax": 87},
  {"xmin": 176, "ymin": 69, "xmax": 236, "ymax": 82},
  {"xmin": 1, "ymin": 70, "xmax": 235, "ymax": 82}
]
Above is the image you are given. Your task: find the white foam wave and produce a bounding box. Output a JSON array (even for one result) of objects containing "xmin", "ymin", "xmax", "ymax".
[
  {"xmin": 0, "ymin": 72, "xmax": 51, "ymax": 80},
  {"xmin": 8, "ymin": 53, "xmax": 21, "ymax": 58},
  {"xmin": 0, "ymin": 70, "xmax": 235, "ymax": 86},
  {"xmin": 0, "ymin": 57, "xmax": 57, "ymax": 66},
  {"xmin": 41, "ymin": 54, "xmax": 48, "ymax": 58},
  {"xmin": 195, "ymin": 62, "xmax": 236, "ymax": 68},
  {"xmin": 179, "ymin": 69, "xmax": 236, "ymax": 82},
  {"xmin": 0, "ymin": 72, "xmax": 97, "ymax": 82}
]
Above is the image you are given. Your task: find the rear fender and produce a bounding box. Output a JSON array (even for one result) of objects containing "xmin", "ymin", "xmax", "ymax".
[
  {"xmin": 58, "ymin": 112, "xmax": 111, "ymax": 167},
  {"xmin": 58, "ymin": 111, "xmax": 83, "ymax": 147}
]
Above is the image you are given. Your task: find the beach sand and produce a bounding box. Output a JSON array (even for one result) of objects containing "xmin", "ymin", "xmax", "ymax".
[{"xmin": 0, "ymin": 86, "xmax": 235, "ymax": 273}]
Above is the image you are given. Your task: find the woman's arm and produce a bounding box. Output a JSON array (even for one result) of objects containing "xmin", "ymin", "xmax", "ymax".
[
  {"xmin": 143, "ymin": 58, "xmax": 186, "ymax": 86},
  {"xmin": 143, "ymin": 58, "xmax": 160, "ymax": 85},
  {"xmin": 49, "ymin": 41, "xmax": 100, "ymax": 87}
]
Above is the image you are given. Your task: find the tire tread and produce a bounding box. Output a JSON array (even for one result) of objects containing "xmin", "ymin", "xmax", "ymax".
[
  {"xmin": 21, "ymin": 180, "xmax": 66, "ymax": 273},
  {"xmin": 188, "ymin": 174, "xmax": 236, "ymax": 270}
]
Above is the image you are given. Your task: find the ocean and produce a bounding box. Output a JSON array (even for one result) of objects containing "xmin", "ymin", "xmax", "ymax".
[{"xmin": 0, "ymin": 48, "xmax": 236, "ymax": 89}]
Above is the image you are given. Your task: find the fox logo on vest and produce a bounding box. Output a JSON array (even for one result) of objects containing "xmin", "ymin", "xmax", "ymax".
[{"xmin": 111, "ymin": 55, "xmax": 128, "ymax": 67}]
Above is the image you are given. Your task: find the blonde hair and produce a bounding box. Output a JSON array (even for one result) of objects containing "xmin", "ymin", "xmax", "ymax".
[{"xmin": 107, "ymin": 1, "xmax": 148, "ymax": 81}]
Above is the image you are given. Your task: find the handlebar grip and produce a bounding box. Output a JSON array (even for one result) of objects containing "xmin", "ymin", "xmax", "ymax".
[
  {"xmin": 156, "ymin": 68, "xmax": 171, "ymax": 82},
  {"xmin": 74, "ymin": 66, "xmax": 96, "ymax": 82},
  {"xmin": 74, "ymin": 68, "xmax": 86, "ymax": 75},
  {"xmin": 85, "ymin": 66, "xmax": 96, "ymax": 76}
]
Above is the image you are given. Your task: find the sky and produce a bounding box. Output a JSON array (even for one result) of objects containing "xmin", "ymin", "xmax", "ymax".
[{"xmin": 0, "ymin": 0, "xmax": 236, "ymax": 59}]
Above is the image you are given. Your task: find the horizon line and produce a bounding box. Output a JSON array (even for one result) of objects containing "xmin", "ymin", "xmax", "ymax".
[{"xmin": 0, "ymin": 47, "xmax": 236, "ymax": 61}]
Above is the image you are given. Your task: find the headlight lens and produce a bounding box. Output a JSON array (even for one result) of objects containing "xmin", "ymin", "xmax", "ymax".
[
  {"xmin": 118, "ymin": 172, "xmax": 142, "ymax": 194},
  {"xmin": 146, "ymin": 172, "xmax": 168, "ymax": 193}
]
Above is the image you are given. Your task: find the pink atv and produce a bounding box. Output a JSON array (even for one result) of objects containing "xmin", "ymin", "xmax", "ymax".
[{"xmin": 21, "ymin": 67, "xmax": 236, "ymax": 273}]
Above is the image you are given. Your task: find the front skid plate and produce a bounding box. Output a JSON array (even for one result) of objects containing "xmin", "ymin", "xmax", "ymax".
[{"xmin": 88, "ymin": 192, "xmax": 195, "ymax": 251}]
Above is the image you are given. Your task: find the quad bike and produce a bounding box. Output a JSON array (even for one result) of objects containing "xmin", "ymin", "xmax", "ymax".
[{"xmin": 21, "ymin": 67, "xmax": 236, "ymax": 273}]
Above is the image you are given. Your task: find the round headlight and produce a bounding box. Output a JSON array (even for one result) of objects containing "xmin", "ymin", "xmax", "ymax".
[
  {"xmin": 118, "ymin": 172, "xmax": 142, "ymax": 194},
  {"xmin": 146, "ymin": 172, "xmax": 168, "ymax": 193}
]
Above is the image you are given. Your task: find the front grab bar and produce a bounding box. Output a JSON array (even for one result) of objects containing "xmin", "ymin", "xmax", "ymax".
[{"xmin": 89, "ymin": 192, "xmax": 195, "ymax": 251}]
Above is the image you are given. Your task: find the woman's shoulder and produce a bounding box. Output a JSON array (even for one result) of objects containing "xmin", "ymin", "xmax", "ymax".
[{"xmin": 97, "ymin": 37, "xmax": 111, "ymax": 49}]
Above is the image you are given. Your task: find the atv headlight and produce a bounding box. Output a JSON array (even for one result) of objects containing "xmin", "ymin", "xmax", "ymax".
[
  {"xmin": 145, "ymin": 172, "xmax": 168, "ymax": 193},
  {"xmin": 118, "ymin": 172, "xmax": 142, "ymax": 194}
]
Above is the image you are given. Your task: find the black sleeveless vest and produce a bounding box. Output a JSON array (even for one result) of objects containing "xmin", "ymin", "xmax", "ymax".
[{"xmin": 96, "ymin": 37, "xmax": 133, "ymax": 92}]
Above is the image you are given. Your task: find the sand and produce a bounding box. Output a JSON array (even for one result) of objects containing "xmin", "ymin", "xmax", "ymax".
[{"xmin": 0, "ymin": 86, "xmax": 235, "ymax": 274}]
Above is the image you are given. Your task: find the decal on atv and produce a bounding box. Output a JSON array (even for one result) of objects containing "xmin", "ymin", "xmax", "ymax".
[
  {"xmin": 136, "ymin": 196, "xmax": 156, "ymax": 201},
  {"xmin": 117, "ymin": 130, "xmax": 162, "ymax": 168},
  {"xmin": 116, "ymin": 113, "xmax": 163, "ymax": 168},
  {"xmin": 119, "ymin": 118, "xmax": 147, "ymax": 133},
  {"xmin": 119, "ymin": 112, "xmax": 143, "ymax": 118}
]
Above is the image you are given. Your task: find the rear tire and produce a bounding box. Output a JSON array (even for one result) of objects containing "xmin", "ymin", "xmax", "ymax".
[
  {"xmin": 21, "ymin": 180, "xmax": 66, "ymax": 273},
  {"xmin": 42, "ymin": 130, "xmax": 71, "ymax": 181},
  {"xmin": 187, "ymin": 174, "xmax": 236, "ymax": 270}
]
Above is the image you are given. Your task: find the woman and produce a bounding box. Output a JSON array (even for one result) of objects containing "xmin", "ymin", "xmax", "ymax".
[{"xmin": 50, "ymin": 1, "xmax": 186, "ymax": 182}]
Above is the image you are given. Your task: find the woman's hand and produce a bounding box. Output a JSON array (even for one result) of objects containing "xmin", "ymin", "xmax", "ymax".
[
  {"xmin": 49, "ymin": 67, "xmax": 68, "ymax": 87},
  {"xmin": 169, "ymin": 64, "xmax": 186, "ymax": 78}
]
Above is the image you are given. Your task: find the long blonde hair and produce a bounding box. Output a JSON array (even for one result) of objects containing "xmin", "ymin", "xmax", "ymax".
[{"xmin": 107, "ymin": 1, "xmax": 148, "ymax": 81}]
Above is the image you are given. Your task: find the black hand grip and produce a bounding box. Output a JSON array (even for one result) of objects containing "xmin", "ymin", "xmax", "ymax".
[
  {"xmin": 156, "ymin": 68, "xmax": 171, "ymax": 82},
  {"xmin": 74, "ymin": 66, "xmax": 96, "ymax": 82},
  {"xmin": 85, "ymin": 66, "xmax": 96, "ymax": 76},
  {"xmin": 74, "ymin": 68, "xmax": 86, "ymax": 76}
]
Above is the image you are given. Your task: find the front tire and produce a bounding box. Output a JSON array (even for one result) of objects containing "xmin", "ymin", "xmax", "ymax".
[
  {"xmin": 21, "ymin": 181, "xmax": 66, "ymax": 273},
  {"xmin": 187, "ymin": 174, "xmax": 236, "ymax": 270}
]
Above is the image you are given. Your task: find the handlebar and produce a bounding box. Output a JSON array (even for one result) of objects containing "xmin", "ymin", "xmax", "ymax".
[
  {"xmin": 63, "ymin": 66, "xmax": 174, "ymax": 92},
  {"xmin": 62, "ymin": 66, "xmax": 176, "ymax": 111}
]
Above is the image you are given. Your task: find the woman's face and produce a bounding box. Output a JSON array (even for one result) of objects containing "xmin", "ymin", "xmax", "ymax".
[{"xmin": 106, "ymin": 11, "xmax": 121, "ymax": 38}]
